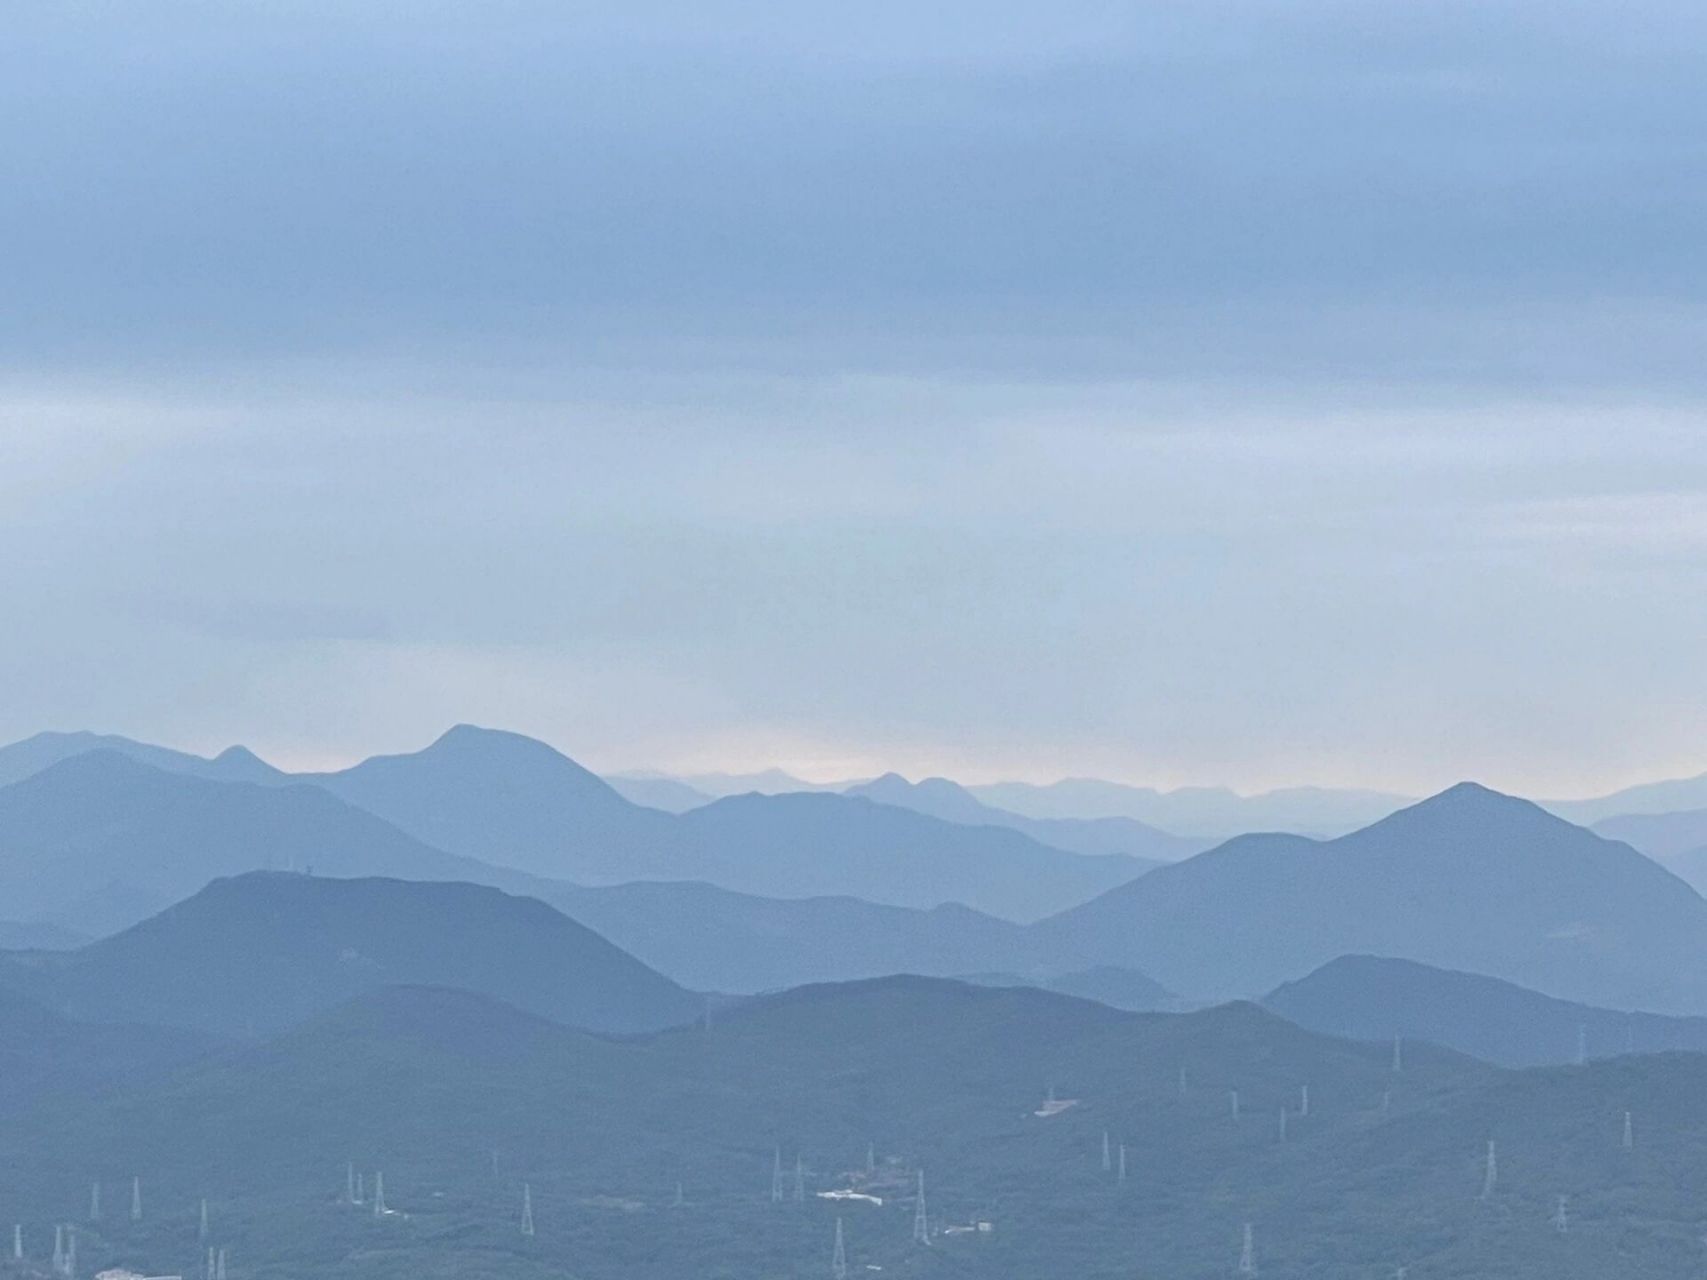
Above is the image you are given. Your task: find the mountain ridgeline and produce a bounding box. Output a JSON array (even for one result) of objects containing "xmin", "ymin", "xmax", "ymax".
[
  {"xmin": 0, "ymin": 873, "xmax": 703, "ymax": 1038},
  {"xmin": 1038, "ymin": 783, "xmax": 1707, "ymax": 1011}
]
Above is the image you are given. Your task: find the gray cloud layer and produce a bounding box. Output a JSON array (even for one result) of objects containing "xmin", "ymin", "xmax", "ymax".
[{"xmin": 4, "ymin": 2, "xmax": 1705, "ymax": 794}]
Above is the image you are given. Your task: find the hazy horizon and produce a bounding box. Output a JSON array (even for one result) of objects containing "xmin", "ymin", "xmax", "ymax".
[{"xmin": 7, "ymin": 1, "xmax": 1707, "ymax": 797}]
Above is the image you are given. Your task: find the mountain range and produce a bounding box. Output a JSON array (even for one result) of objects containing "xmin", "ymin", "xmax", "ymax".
[
  {"xmin": 1036, "ymin": 783, "xmax": 1707, "ymax": 1011},
  {"xmin": 846, "ymin": 772, "xmax": 1203, "ymax": 861},
  {"xmin": 1, "ymin": 972, "xmax": 1699, "ymax": 1279},
  {"xmin": 1264, "ymin": 955, "xmax": 1707, "ymax": 1069},
  {"xmin": 0, "ymin": 872, "xmax": 702, "ymax": 1037}
]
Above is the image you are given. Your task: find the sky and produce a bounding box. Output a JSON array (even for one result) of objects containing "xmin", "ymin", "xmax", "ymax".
[{"xmin": 3, "ymin": 1, "xmax": 1706, "ymax": 796}]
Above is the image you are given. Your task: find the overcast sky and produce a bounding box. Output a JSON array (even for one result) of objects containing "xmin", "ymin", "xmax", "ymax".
[{"xmin": 4, "ymin": 1, "xmax": 1706, "ymax": 796}]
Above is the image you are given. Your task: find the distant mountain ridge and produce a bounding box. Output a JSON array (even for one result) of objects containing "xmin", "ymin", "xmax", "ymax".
[
  {"xmin": 1264, "ymin": 954, "xmax": 1707, "ymax": 1069},
  {"xmin": 846, "ymin": 772, "xmax": 1204, "ymax": 861},
  {"xmin": 0, "ymin": 872, "xmax": 702, "ymax": 1037},
  {"xmin": 1036, "ymin": 782, "xmax": 1707, "ymax": 1012}
]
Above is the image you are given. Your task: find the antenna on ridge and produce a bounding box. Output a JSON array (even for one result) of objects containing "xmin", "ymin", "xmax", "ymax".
[
  {"xmin": 354, "ymin": 1170, "xmax": 366, "ymax": 1206},
  {"xmin": 1479, "ymin": 1140, "xmax": 1497, "ymax": 1200},
  {"xmin": 912, "ymin": 1170, "xmax": 929, "ymax": 1245},
  {"xmin": 204, "ymin": 1246, "xmax": 215, "ymax": 1280},
  {"xmin": 215, "ymin": 1247, "xmax": 227, "ymax": 1280},
  {"xmin": 51, "ymin": 1225, "xmax": 63, "ymax": 1275},
  {"xmin": 521, "ymin": 1183, "xmax": 535, "ymax": 1237},
  {"xmin": 373, "ymin": 1171, "xmax": 387, "ymax": 1217},
  {"xmin": 199, "ymin": 1198, "xmax": 210, "ymax": 1243},
  {"xmin": 1299, "ymin": 1084, "xmax": 1310, "ymax": 1118},
  {"xmin": 1622, "ymin": 1111, "xmax": 1634, "ymax": 1151},
  {"xmin": 1237, "ymin": 1222, "xmax": 1257, "ymax": 1276},
  {"xmin": 1553, "ymin": 1195, "xmax": 1569, "ymax": 1233},
  {"xmin": 11, "ymin": 1224, "xmax": 20, "ymax": 1261},
  {"xmin": 1101, "ymin": 1131, "xmax": 1111, "ymax": 1173},
  {"xmin": 831, "ymin": 1216, "xmax": 848, "ymax": 1280},
  {"xmin": 130, "ymin": 1176, "xmax": 142, "ymax": 1222}
]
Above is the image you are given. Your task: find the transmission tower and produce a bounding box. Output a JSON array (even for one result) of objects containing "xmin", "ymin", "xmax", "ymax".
[
  {"xmin": 832, "ymin": 1216, "xmax": 848, "ymax": 1280},
  {"xmin": 1623, "ymin": 1111, "xmax": 1634, "ymax": 1151},
  {"xmin": 1480, "ymin": 1141, "xmax": 1497, "ymax": 1200},
  {"xmin": 912, "ymin": 1170, "xmax": 929, "ymax": 1245},
  {"xmin": 199, "ymin": 1198, "xmax": 210, "ymax": 1243},
  {"xmin": 373, "ymin": 1171, "xmax": 387, "ymax": 1217},
  {"xmin": 521, "ymin": 1183, "xmax": 535, "ymax": 1236},
  {"xmin": 215, "ymin": 1247, "xmax": 227, "ymax": 1280},
  {"xmin": 1299, "ymin": 1084, "xmax": 1310, "ymax": 1118},
  {"xmin": 11, "ymin": 1224, "xmax": 20, "ymax": 1261},
  {"xmin": 130, "ymin": 1178, "xmax": 142, "ymax": 1223}
]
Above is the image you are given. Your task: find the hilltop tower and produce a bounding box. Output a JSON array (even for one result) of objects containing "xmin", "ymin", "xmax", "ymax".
[
  {"xmin": 204, "ymin": 1247, "xmax": 214, "ymax": 1280},
  {"xmin": 51, "ymin": 1226, "xmax": 63, "ymax": 1275},
  {"xmin": 199, "ymin": 1198, "xmax": 210, "ymax": 1243},
  {"xmin": 1299, "ymin": 1084, "xmax": 1310, "ymax": 1118},
  {"xmin": 12, "ymin": 1224, "xmax": 20, "ymax": 1260},
  {"xmin": 215, "ymin": 1247, "xmax": 227, "ymax": 1280},
  {"xmin": 1480, "ymin": 1141, "xmax": 1497, "ymax": 1200},
  {"xmin": 1623, "ymin": 1111, "xmax": 1634, "ymax": 1151},
  {"xmin": 130, "ymin": 1177, "xmax": 141, "ymax": 1222},
  {"xmin": 521, "ymin": 1183, "xmax": 535, "ymax": 1236},
  {"xmin": 912, "ymin": 1170, "xmax": 929, "ymax": 1245},
  {"xmin": 1237, "ymin": 1222, "xmax": 1256, "ymax": 1276},
  {"xmin": 832, "ymin": 1216, "xmax": 848, "ymax": 1280},
  {"xmin": 794, "ymin": 1154, "xmax": 806, "ymax": 1203},
  {"xmin": 373, "ymin": 1171, "xmax": 387, "ymax": 1217}
]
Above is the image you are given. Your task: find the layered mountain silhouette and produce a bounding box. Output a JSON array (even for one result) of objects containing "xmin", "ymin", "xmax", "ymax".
[
  {"xmin": 1265, "ymin": 954, "xmax": 1707, "ymax": 1069},
  {"xmin": 0, "ymin": 729, "xmax": 286, "ymax": 788},
  {"xmin": 302, "ymin": 726, "xmax": 1151, "ymax": 919},
  {"xmin": 967, "ymin": 777, "xmax": 1413, "ymax": 837},
  {"xmin": 0, "ymin": 872, "xmax": 702, "ymax": 1037},
  {"xmin": 602, "ymin": 773, "xmax": 718, "ymax": 812},
  {"xmin": 846, "ymin": 772, "xmax": 1202, "ymax": 861},
  {"xmin": 1037, "ymin": 783, "xmax": 1707, "ymax": 1010},
  {"xmin": 541, "ymin": 879, "xmax": 1071, "ymax": 993},
  {"xmin": 1594, "ymin": 808, "xmax": 1707, "ymax": 862},
  {"xmin": 0, "ymin": 751, "xmax": 517, "ymax": 933},
  {"xmin": 959, "ymin": 965, "xmax": 1176, "ymax": 1012}
]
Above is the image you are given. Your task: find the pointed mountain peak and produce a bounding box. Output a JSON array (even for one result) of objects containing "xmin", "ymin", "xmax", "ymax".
[{"xmin": 1362, "ymin": 779, "xmax": 1581, "ymax": 840}]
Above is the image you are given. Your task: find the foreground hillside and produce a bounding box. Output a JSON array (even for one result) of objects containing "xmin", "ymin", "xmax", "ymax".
[{"xmin": 0, "ymin": 976, "xmax": 1701, "ymax": 1278}]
